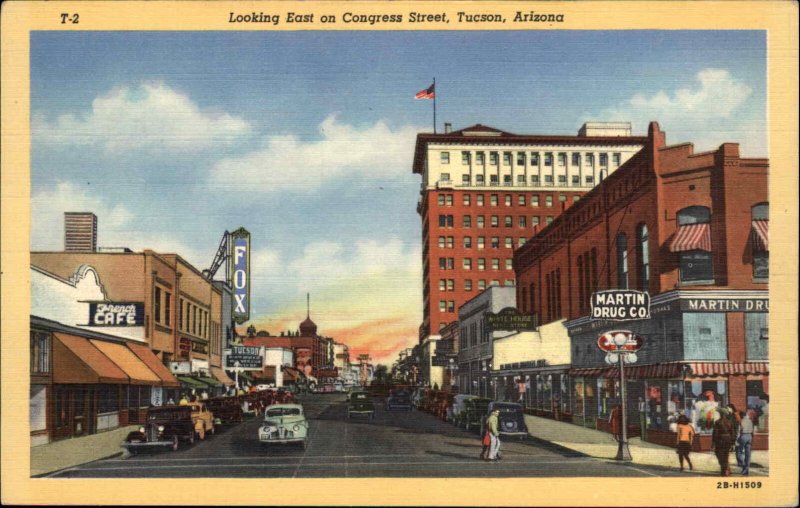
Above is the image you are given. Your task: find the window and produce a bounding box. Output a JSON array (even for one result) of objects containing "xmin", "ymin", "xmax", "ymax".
[
  {"xmin": 477, "ymin": 194, "xmax": 485, "ymax": 206},
  {"xmin": 164, "ymin": 291, "xmax": 171, "ymax": 326},
  {"xmin": 446, "ymin": 236, "xmax": 454, "ymax": 248},
  {"xmin": 573, "ymin": 196, "xmax": 580, "ymax": 203},
  {"xmin": 531, "ymin": 175, "xmax": 540, "ymax": 185},
  {"xmin": 585, "ymin": 175, "xmax": 594, "ymax": 184},
  {"xmin": 440, "ymin": 173, "xmax": 451, "ymax": 182},
  {"xmin": 447, "ymin": 258, "xmax": 454, "ymax": 269},
  {"xmin": 558, "ymin": 175, "xmax": 567, "ymax": 184},
  {"xmin": 505, "ymin": 279, "xmax": 515, "ymax": 286},
  {"xmin": 462, "ymin": 174, "xmax": 471, "ymax": 185},
  {"xmin": 439, "ymin": 215, "xmax": 447, "ymax": 227},
  {"xmin": 478, "ymin": 258, "xmax": 486, "ymax": 271},
  {"xmin": 447, "ymin": 301, "xmax": 455, "ymax": 312},
  {"xmin": 478, "ymin": 280, "xmax": 487, "ymax": 290},
  {"xmin": 519, "ymin": 216, "xmax": 527, "ymax": 228},
  {"xmin": 30, "ymin": 331, "xmax": 50, "ymax": 373},
  {"xmin": 518, "ymin": 238, "xmax": 527, "ymax": 247},
  {"xmin": 516, "ymin": 152, "xmax": 526, "ymax": 165},
  {"xmin": 517, "ymin": 195, "xmax": 526, "ymax": 206},
  {"xmin": 441, "ymin": 152, "xmax": 450, "ymax": 164},
  {"xmin": 489, "ymin": 152, "xmax": 499, "ymax": 165},
  {"xmin": 544, "ymin": 175, "xmax": 553, "ymax": 184},
  {"xmin": 572, "ymin": 175, "xmax": 580, "ymax": 186},
  {"xmin": 476, "ymin": 152, "xmax": 485, "ymax": 165},
  {"xmin": 491, "ymin": 236, "xmax": 500, "ymax": 248},
  {"xmin": 504, "ymin": 195, "xmax": 512, "ymax": 206},
  {"xmin": 546, "ymin": 216, "xmax": 554, "ymax": 225},
  {"xmin": 463, "ymin": 194, "xmax": 471, "ymax": 206},
  {"xmin": 439, "ymin": 300, "xmax": 446, "ymax": 312},
  {"xmin": 463, "ymin": 258, "xmax": 472, "ymax": 270},
  {"xmin": 490, "ymin": 194, "xmax": 498, "ymax": 206},
  {"xmin": 447, "ymin": 279, "xmax": 455, "ymax": 291},
  {"xmin": 490, "ymin": 175, "xmax": 499, "ymax": 185},
  {"xmin": 530, "ymin": 153, "xmax": 540, "ymax": 165},
  {"xmin": 505, "ymin": 259, "xmax": 513, "ymax": 270},
  {"xmin": 461, "ymin": 152, "xmax": 471, "ymax": 165},
  {"xmin": 465, "ymin": 279, "xmax": 473, "ymax": 291},
  {"xmin": 585, "ymin": 153, "xmax": 594, "ymax": 166},
  {"xmin": 445, "ymin": 194, "xmax": 453, "ymax": 206},
  {"xmin": 492, "ymin": 258, "xmax": 500, "ymax": 270},
  {"xmin": 558, "ymin": 153, "xmax": 567, "ymax": 166},
  {"xmin": 544, "ymin": 153, "xmax": 553, "ymax": 166},
  {"xmin": 545, "ymin": 195, "xmax": 553, "ymax": 207},
  {"xmin": 179, "ymin": 299, "xmax": 183, "ymax": 329},
  {"xmin": 478, "ymin": 236, "xmax": 485, "ymax": 249},
  {"xmin": 616, "ymin": 233, "xmax": 629, "ymax": 289},
  {"xmin": 572, "ymin": 153, "xmax": 581, "ymax": 166},
  {"xmin": 752, "ymin": 203, "xmax": 769, "ymax": 280},
  {"xmin": 627, "ymin": 223, "xmax": 648, "ymax": 290},
  {"xmin": 154, "ymin": 287, "xmax": 162, "ymax": 324},
  {"xmin": 613, "ymin": 153, "xmax": 621, "ymax": 166},
  {"xmin": 599, "ymin": 153, "xmax": 608, "ymax": 166},
  {"xmin": 477, "ymin": 216, "xmax": 485, "ymax": 228},
  {"xmin": 675, "ymin": 208, "xmax": 711, "ymax": 284},
  {"xmin": 531, "ymin": 195, "xmax": 540, "ymax": 207},
  {"xmin": 532, "ymin": 216, "xmax": 540, "ymax": 226},
  {"xmin": 491, "ymin": 280, "xmax": 501, "ymax": 287},
  {"xmin": 438, "ymin": 195, "xmax": 445, "ymax": 206},
  {"xmin": 517, "ymin": 174, "xmax": 526, "ymax": 184},
  {"xmin": 439, "ymin": 257, "xmax": 447, "ymax": 270},
  {"xmin": 439, "ymin": 279, "xmax": 446, "ymax": 291},
  {"xmin": 463, "ymin": 215, "xmax": 472, "ymax": 228},
  {"xmin": 490, "ymin": 216, "xmax": 499, "ymax": 227},
  {"xmin": 476, "ymin": 175, "xmax": 485, "ymax": 185},
  {"xmin": 463, "ymin": 236, "xmax": 472, "ymax": 248},
  {"xmin": 503, "ymin": 152, "xmax": 512, "ymax": 165},
  {"xmin": 503, "ymin": 215, "xmax": 512, "ymax": 227},
  {"xmin": 559, "ymin": 194, "xmax": 567, "ymax": 203},
  {"xmin": 438, "ymin": 236, "xmax": 446, "ymax": 248},
  {"xmin": 505, "ymin": 237, "xmax": 513, "ymax": 248}
]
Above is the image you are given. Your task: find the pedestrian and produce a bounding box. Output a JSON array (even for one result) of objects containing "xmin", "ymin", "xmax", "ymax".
[
  {"xmin": 609, "ymin": 404, "xmax": 622, "ymax": 442},
  {"xmin": 676, "ymin": 414, "xmax": 695, "ymax": 471},
  {"xmin": 178, "ymin": 394, "xmax": 189, "ymax": 406},
  {"xmin": 479, "ymin": 425, "xmax": 490, "ymax": 460},
  {"xmin": 486, "ymin": 409, "xmax": 502, "ymax": 461},
  {"xmin": 166, "ymin": 397, "xmax": 175, "ymax": 405},
  {"xmin": 712, "ymin": 408, "xmax": 736, "ymax": 476},
  {"xmin": 737, "ymin": 409, "xmax": 756, "ymax": 475}
]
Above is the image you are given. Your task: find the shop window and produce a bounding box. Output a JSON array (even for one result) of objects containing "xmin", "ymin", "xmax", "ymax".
[
  {"xmin": 745, "ymin": 312, "xmax": 768, "ymax": 360},
  {"xmin": 597, "ymin": 377, "xmax": 619, "ymax": 418},
  {"xmin": 98, "ymin": 384, "xmax": 120, "ymax": 414},
  {"xmin": 745, "ymin": 380, "xmax": 769, "ymax": 432},
  {"xmin": 685, "ymin": 380, "xmax": 728, "ymax": 434},
  {"xmin": 645, "ymin": 381, "xmax": 664, "ymax": 430},
  {"xmin": 573, "ymin": 379, "xmax": 584, "ymax": 416}
]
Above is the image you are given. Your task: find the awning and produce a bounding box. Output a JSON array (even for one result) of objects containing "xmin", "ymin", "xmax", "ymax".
[
  {"xmin": 668, "ymin": 223, "xmax": 711, "ymax": 252},
  {"xmin": 126, "ymin": 342, "xmax": 180, "ymax": 388},
  {"xmin": 605, "ymin": 362, "xmax": 686, "ymax": 379},
  {"xmin": 751, "ymin": 220, "xmax": 768, "ymax": 251},
  {"xmin": 686, "ymin": 362, "xmax": 768, "ymax": 377},
  {"xmin": 53, "ymin": 333, "xmax": 129, "ymax": 384},
  {"xmin": 90, "ymin": 339, "xmax": 161, "ymax": 385},
  {"xmin": 195, "ymin": 376, "xmax": 222, "ymax": 388},
  {"xmin": 177, "ymin": 376, "xmax": 208, "ymax": 389},
  {"xmin": 567, "ymin": 367, "xmax": 606, "ymax": 377},
  {"xmin": 210, "ymin": 367, "xmax": 235, "ymax": 387}
]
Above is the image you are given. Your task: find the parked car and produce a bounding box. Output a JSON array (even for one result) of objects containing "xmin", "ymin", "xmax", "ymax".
[
  {"xmin": 123, "ymin": 405, "xmax": 198, "ymax": 452},
  {"xmin": 460, "ymin": 397, "xmax": 492, "ymax": 431},
  {"xmin": 206, "ymin": 397, "xmax": 244, "ymax": 426},
  {"xmin": 427, "ymin": 390, "xmax": 445, "ymax": 414},
  {"xmin": 436, "ymin": 392, "xmax": 456, "ymax": 421},
  {"xmin": 187, "ymin": 402, "xmax": 216, "ymax": 439},
  {"xmin": 479, "ymin": 401, "xmax": 529, "ymax": 439},
  {"xmin": 451, "ymin": 394, "xmax": 478, "ymax": 426},
  {"xmin": 258, "ymin": 403, "xmax": 309, "ymax": 449},
  {"xmin": 347, "ymin": 391, "xmax": 375, "ymax": 420},
  {"xmin": 385, "ymin": 389, "xmax": 412, "ymax": 411}
]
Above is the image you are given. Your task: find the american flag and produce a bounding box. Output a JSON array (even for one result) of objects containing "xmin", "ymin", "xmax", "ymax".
[{"xmin": 414, "ymin": 83, "xmax": 435, "ymax": 99}]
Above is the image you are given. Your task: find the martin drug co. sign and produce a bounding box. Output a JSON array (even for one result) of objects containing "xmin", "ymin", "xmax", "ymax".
[{"xmin": 590, "ymin": 290, "xmax": 651, "ymax": 321}]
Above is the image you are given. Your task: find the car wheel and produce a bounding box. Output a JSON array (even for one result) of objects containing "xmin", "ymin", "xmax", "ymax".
[
  {"xmin": 198, "ymin": 427, "xmax": 205, "ymax": 441},
  {"xmin": 171, "ymin": 435, "xmax": 179, "ymax": 451}
]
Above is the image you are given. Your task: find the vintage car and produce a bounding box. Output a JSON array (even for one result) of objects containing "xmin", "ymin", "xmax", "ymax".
[
  {"xmin": 123, "ymin": 405, "xmax": 199, "ymax": 452},
  {"xmin": 479, "ymin": 401, "xmax": 529, "ymax": 439},
  {"xmin": 206, "ymin": 397, "xmax": 244, "ymax": 426},
  {"xmin": 385, "ymin": 389, "xmax": 412, "ymax": 411},
  {"xmin": 436, "ymin": 392, "xmax": 456, "ymax": 421},
  {"xmin": 451, "ymin": 394, "xmax": 478, "ymax": 426},
  {"xmin": 187, "ymin": 402, "xmax": 216, "ymax": 438},
  {"xmin": 347, "ymin": 391, "xmax": 375, "ymax": 420},
  {"xmin": 258, "ymin": 403, "xmax": 309, "ymax": 449},
  {"xmin": 459, "ymin": 397, "xmax": 492, "ymax": 431},
  {"xmin": 427, "ymin": 390, "xmax": 446, "ymax": 414}
]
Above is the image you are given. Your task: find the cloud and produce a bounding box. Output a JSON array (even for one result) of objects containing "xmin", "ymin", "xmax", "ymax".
[
  {"xmin": 590, "ymin": 68, "xmax": 762, "ymax": 153},
  {"xmin": 209, "ymin": 115, "xmax": 420, "ymax": 193},
  {"xmin": 32, "ymin": 82, "xmax": 252, "ymax": 153}
]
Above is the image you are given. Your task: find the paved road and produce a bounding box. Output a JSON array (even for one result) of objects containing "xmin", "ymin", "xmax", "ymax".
[{"xmin": 48, "ymin": 394, "xmax": 714, "ymax": 478}]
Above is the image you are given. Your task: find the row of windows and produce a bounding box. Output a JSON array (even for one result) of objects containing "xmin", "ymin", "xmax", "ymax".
[
  {"xmin": 439, "ymin": 173, "xmax": 598, "ymax": 187},
  {"xmin": 439, "ymin": 257, "xmax": 514, "ymax": 271},
  {"xmin": 179, "ymin": 297, "xmax": 211, "ymax": 340},
  {"xmin": 439, "ymin": 278, "xmax": 515, "ymax": 292},
  {"xmin": 438, "ymin": 281, "xmax": 516, "ymax": 312},
  {"xmin": 154, "ymin": 286, "xmax": 172, "ymax": 327},
  {"xmin": 438, "ymin": 236, "xmax": 528, "ymax": 249},
  {"xmin": 442, "ymin": 151, "xmax": 622, "ymax": 167},
  {"xmin": 440, "ymin": 214, "xmax": 555, "ymax": 228},
  {"xmin": 438, "ymin": 193, "xmax": 581, "ymax": 207},
  {"xmin": 459, "ymin": 320, "xmax": 491, "ymax": 349}
]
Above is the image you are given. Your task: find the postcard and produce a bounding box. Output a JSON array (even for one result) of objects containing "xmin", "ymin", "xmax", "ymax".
[{"xmin": 1, "ymin": 1, "xmax": 797, "ymax": 506}]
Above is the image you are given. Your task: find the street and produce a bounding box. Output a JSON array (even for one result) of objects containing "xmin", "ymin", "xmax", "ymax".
[{"xmin": 47, "ymin": 394, "xmax": 714, "ymax": 478}]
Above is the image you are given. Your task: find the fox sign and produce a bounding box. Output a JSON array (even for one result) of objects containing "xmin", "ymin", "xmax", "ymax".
[{"xmin": 230, "ymin": 228, "xmax": 250, "ymax": 324}]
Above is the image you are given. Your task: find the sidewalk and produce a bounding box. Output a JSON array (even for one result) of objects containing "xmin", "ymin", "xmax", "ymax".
[
  {"xmin": 524, "ymin": 415, "xmax": 768, "ymax": 475},
  {"xmin": 30, "ymin": 425, "xmax": 137, "ymax": 477}
]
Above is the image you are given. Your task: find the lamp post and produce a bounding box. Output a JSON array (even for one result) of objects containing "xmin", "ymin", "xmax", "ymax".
[
  {"xmin": 233, "ymin": 360, "xmax": 241, "ymax": 391},
  {"xmin": 609, "ymin": 332, "xmax": 635, "ymax": 462}
]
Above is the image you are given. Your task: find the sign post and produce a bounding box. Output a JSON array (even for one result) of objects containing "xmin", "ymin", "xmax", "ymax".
[{"xmin": 599, "ymin": 330, "xmax": 643, "ymax": 462}]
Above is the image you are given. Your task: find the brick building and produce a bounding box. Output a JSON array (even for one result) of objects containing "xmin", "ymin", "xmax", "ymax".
[
  {"xmin": 514, "ymin": 122, "xmax": 769, "ymax": 449},
  {"xmin": 412, "ymin": 122, "xmax": 646, "ymax": 385}
]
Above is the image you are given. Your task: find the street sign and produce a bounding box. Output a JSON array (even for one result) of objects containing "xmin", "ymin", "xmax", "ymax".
[
  {"xmin": 223, "ymin": 345, "xmax": 263, "ymax": 370},
  {"xmin": 590, "ymin": 290, "xmax": 650, "ymax": 321},
  {"xmin": 597, "ymin": 330, "xmax": 644, "ymax": 353}
]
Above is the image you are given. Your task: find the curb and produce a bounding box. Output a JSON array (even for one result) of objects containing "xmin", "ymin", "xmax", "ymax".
[{"xmin": 32, "ymin": 450, "xmax": 125, "ymax": 478}]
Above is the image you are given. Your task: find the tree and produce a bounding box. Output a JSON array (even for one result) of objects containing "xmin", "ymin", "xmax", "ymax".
[{"xmin": 374, "ymin": 365, "xmax": 389, "ymax": 384}]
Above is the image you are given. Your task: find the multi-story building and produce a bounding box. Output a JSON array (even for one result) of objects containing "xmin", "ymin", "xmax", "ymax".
[
  {"xmin": 413, "ymin": 122, "xmax": 646, "ymax": 383},
  {"xmin": 514, "ymin": 122, "xmax": 769, "ymax": 449},
  {"xmin": 64, "ymin": 212, "xmax": 97, "ymax": 252}
]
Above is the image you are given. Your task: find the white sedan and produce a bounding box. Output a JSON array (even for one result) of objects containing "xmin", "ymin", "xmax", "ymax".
[{"xmin": 258, "ymin": 404, "xmax": 309, "ymax": 449}]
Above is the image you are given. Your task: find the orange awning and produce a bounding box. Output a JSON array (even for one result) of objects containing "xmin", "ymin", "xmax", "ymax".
[
  {"xmin": 90, "ymin": 339, "xmax": 161, "ymax": 385},
  {"xmin": 53, "ymin": 333, "xmax": 129, "ymax": 384},
  {"xmin": 210, "ymin": 366, "xmax": 235, "ymax": 387},
  {"xmin": 126, "ymin": 342, "xmax": 181, "ymax": 388},
  {"xmin": 669, "ymin": 223, "xmax": 712, "ymax": 252},
  {"xmin": 751, "ymin": 220, "xmax": 768, "ymax": 251}
]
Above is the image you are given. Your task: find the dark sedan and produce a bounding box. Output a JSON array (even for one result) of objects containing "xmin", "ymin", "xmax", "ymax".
[
  {"xmin": 481, "ymin": 401, "xmax": 529, "ymax": 439},
  {"xmin": 385, "ymin": 389, "xmax": 412, "ymax": 411}
]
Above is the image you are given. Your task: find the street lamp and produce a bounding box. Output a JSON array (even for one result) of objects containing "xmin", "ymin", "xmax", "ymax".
[
  {"xmin": 233, "ymin": 360, "xmax": 241, "ymax": 391},
  {"xmin": 610, "ymin": 332, "xmax": 633, "ymax": 462}
]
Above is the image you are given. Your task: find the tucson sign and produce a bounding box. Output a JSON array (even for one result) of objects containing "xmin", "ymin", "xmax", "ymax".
[{"xmin": 590, "ymin": 290, "xmax": 650, "ymax": 321}]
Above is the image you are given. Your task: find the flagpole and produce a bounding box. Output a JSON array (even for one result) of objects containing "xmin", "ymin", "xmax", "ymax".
[{"xmin": 433, "ymin": 77, "xmax": 437, "ymax": 133}]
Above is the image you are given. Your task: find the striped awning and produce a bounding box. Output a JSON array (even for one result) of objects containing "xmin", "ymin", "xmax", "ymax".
[
  {"xmin": 567, "ymin": 367, "xmax": 606, "ymax": 377},
  {"xmin": 751, "ymin": 220, "xmax": 768, "ymax": 251},
  {"xmin": 605, "ymin": 362, "xmax": 686, "ymax": 380},
  {"xmin": 686, "ymin": 362, "xmax": 768, "ymax": 377},
  {"xmin": 669, "ymin": 223, "xmax": 712, "ymax": 252}
]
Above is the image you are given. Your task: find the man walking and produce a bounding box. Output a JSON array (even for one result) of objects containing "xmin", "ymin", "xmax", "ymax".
[
  {"xmin": 487, "ymin": 409, "xmax": 501, "ymax": 461},
  {"xmin": 712, "ymin": 407, "xmax": 736, "ymax": 476},
  {"xmin": 737, "ymin": 409, "xmax": 756, "ymax": 475}
]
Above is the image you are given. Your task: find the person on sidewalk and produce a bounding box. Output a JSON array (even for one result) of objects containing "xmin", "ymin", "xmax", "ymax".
[
  {"xmin": 676, "ymin": 414, "xmax": 695, "ymax": 471},
  {"xmin": 609, "ymin": 404, "xmax": 622, "ymax": 442},
  {"xmin": 712, "ymin": 407, "xmax": 736, "ymax": 476},
  {"xmin": 486, "ymin": 409, "xmax": 502, "ymax": 461},
  {"xmin": 737, "ymin": 409, "xmax": 756, "ymax": 475}
]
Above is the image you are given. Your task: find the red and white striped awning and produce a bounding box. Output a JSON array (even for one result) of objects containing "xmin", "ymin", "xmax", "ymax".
[
  {"xmin": 751, "ymin": 220, "xmax": 768, "ymax": 251},
  {"xmin": 605, "ymin": 362, "xmax": 685, "ymax": 380},
  {"xmin": 686, "ymin": 362, "xmax": 768, "ymax": 377},
  {"xmin": 669, "ymin": 223, "xmax": 712, "ymax": 252}
]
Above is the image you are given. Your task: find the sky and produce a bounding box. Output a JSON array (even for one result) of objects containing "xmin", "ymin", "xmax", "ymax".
[{"xmin": 30, "ymin": 30, "xmax": 767, "ymax": 365}]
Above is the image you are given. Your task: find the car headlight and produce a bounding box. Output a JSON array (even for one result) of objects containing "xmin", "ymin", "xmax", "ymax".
[
  {"xmin": 293, "ymin": 424, "xmax": 300, "ymax": 431},
  {"xmin": 158, "ymin": 425, "xmax": 165, "ymax": 432},
  {"xmin": 138, "ymin": 426, "xmax": 145, "ymax": 433}
]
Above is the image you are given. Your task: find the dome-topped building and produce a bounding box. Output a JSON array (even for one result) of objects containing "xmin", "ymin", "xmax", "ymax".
[{"xmin": 299, "ymin": 316, "xmax": 317, "ymax": 336}]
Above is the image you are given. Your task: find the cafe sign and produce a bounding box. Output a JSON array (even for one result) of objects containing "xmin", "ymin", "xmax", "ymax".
[
  {"xmin": 88, "ymin": 302, "xmax": 144, "ymax": 326},
  {"xmin": 486, "ymin": 307, "xmax": 538, "ymax": 331}
]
